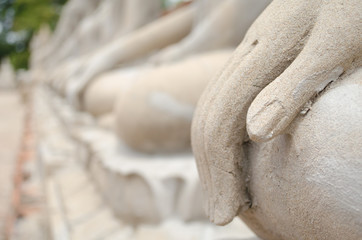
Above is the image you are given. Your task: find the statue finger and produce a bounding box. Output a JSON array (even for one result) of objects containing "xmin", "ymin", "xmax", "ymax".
[
  {"xmin": 246, "ymin": 4, "xmax": 361, "ymax": 142},
  {"xmin": 191, "ymin": 40, "xmax": 298, "ymax": 225}
]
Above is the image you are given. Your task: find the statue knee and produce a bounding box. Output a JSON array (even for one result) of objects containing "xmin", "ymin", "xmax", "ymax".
[
  {"xmin": 114, "ymin": 51, "xmax": 232, "ymax": 153},
  {"xmin": 114, "ymin": 79, "xmax": 194, "ymax": 154},
  {"xmin": 82, "ymin": 68, "xmax": 142, "ymax": 117}
]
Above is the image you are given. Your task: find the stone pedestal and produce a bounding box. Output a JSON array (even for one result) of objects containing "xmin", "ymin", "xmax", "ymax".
[{"xmin": 33, "ymin": 86, "xmax": 257, "ymax": 239}]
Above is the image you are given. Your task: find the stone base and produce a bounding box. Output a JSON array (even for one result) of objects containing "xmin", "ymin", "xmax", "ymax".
[{"xmin": 33, "ymin": 85, "xmax": 257, "ymax": 239}]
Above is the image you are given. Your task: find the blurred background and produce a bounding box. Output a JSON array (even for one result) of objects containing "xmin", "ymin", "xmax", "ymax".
[
  {"xmin": 0, "ymin": 0, "xmax": 271, "ymax": 239},
  {"xmin": 0, "ymin": 0, "xmax": 187, "ymax": 70},
  {"xmin": 0, "ymin": 0, "xmax": 66, "ymax": 70}
]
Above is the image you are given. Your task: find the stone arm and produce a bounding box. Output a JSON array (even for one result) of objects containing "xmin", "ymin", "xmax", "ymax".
[
  {"xmin": 50, "ymin": 0, "xmax": 89, "ymax": 47},
  {"xmin": 37, "ymin": 0, "xmax": 100, "ymax": 65},
  {"xmin": 66, "ymin": 5, "xmax": 196, "ymax": 108},
  {"xmin": 52, "ymin": 0, "xmax": 163, "ymax": 66},
  {"xmin": 48, "ymin": 12, "xmax": 106, "ymax": 67},
  {"xmin": 119, "ymin": 0, "xmax": 162, "ymax": 36},
  {"xmin": 191, "ymin": 0, "xmax": 361, "ymax": 225},
  {"xmin": 151, "ymin": 0, "xmax": 272, "ymax": 64}
]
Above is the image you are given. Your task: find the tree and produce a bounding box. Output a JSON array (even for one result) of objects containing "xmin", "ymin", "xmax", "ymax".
[{"xmin": 0, "ymin": 0, "xmax": 67, "ymax": 69}]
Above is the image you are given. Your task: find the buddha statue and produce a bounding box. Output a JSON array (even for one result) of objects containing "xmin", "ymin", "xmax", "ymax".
[
  {"xmin": 80, "ymin": 0, "xmax": 271, "ymax": 120},
  {"xmin": 34, "ymin": 0, "xmax": 101, "ymax": 69},
  {"xmin": 114, "ymin": 50, "xmax": 233, "ymax": 153},
  {"xmin": 151, "ymin": 0, "xmax": 272, "ymax": 64},
  {"xmin": 106, "ymin": 0, "xmax": 272, "ymax": 153},
  {"xmin": 61, "ymin": 4, "xmax": 196, "ymax": 107},
  {"xmin": 49, "ymin": 0, "xmax": 163, "ymax": 67}
]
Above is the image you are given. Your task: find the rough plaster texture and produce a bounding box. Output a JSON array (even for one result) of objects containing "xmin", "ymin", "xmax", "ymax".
[
  {"xmin": 114, "ymin": 50, "xmax": 232, "ymax": 153},
  {"xmin": 191, "ymin": 0, "xmax": 362, "ymax": 238},
  {"xmin": 240, "ymin": 70, "xmax": 362, "ymax": 240}
]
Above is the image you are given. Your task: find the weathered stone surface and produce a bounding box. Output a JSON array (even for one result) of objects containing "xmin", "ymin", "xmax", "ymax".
[
  {"xmin": 191, "ymin": 0, "xmax": 362, "ymax": 238},
  {"xmin": 238, "ymin": 69, "xmax": 362, "ymax": 240}
]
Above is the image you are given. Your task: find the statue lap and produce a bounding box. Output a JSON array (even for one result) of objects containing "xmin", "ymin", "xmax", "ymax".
[
  {"xmin": 241, "ymin": 68, "xmax": 362, "ymax": 240},
  {"xmin": 114, "ymin": 50, "xmax": 233, "ymax": 153}
]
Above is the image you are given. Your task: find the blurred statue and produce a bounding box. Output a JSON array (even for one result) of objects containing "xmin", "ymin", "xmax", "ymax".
[
  {"xmin": 151, "ymin": 0, "xmax": 271, "ymax": 64},
  {"xmin": 114, "ymin": 50, "xmax": 233, "ymax": 153},
  {"xmin": 80, "ymin": 0, "xmax": 272, "ymax": 112},
  {"xmin": 33, "ymin": 0, "xmax": 101, "ymax": 68},
  {"xmin": 30, "ymin": 25, "xmax": 51, "ymax": 67},
  {"xmin": 64, "ymin": 0, "xmax": 271, "ymax": 109},
  {"xmin": 29, "ymin": 25, "xmax": 52, "ymax": 82},
  {"xmin": 79, "ymin": 0, "xmax": 271, "ymax": 153},
  {"xmin": 0, "ymin": 59, "xmax": 16, "ymax": 89},
  {"xmin": 191, "ymin": 0, "xmax": 362, "ymax": 239},
  {"xmin": 49, "ymin": 0, "xmax": 163, "ymax": 67},
  {"xmin": 59, "ymin": 4, "xmax": 195, "ymax": 107}
]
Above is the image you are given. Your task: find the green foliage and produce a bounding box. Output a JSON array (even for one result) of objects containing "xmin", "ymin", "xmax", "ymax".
[
  {"xmin": 0, "ymin": 0, "xmax": 67, "ymax": 70},
  {"xmin": 9, "ymin": 48, "xmax": 29, "ymax": 68},
  {"xmin": 12, "ymin": 0, "xmax": 60, "ymax": 31},
  {"xmin": 0, "ymin": 34, "xmax": 15, "ymax": 56}
]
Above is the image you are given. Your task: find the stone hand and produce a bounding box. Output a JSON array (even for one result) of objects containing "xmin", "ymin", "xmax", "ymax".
[
  {"xmin": 191, "ymin": 0, "xmax": 361, "ymax": 225},
  {"xmin": 247, "ymin": 0, "xmax": 361, "ymax": 142}
]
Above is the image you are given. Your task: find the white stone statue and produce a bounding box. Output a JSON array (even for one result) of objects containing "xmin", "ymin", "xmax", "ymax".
[
  {"xmin": 48, "ymin": 0, "xmax": 100, "ymax": 50},
  {"xmin": 0, "ymin": 59, "xmax": 16, "ymax": 89},
  {"xmin": 79, "ymin": 0, "xmax": 272, "ymax": 119},
  {"xmin": 151, "ymin": 0, "xmax": 272, "ymax": 64},
  {"xmin": 49, "ymin": 0, "xmax": 163, "ymax": 67},
  {"xmin": 29, "ymin": 25, "xmax": 51, "ymax": 68},
  {"xmin": 108, "ymin": 0, "xmax": 272, "ymax": 153},
  {"xmin": 61, "ymin": 5, "xmax": 196, "ymax": 107},
  {"xmin": 34, "ymin": 0, "xmax": 101, "ymax": 68},
  {"xmin": 114, "ymin": 50, "xmax": 233, "ymax": 153},
  {"xmin": 191, "ymin": 0, "xmax": 362, "ymax": 239}
]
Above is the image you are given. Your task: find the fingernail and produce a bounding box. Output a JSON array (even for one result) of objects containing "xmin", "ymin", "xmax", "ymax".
[{"xmin": 247, "ymin": 100, "xmax": 286, "ymax": 142}]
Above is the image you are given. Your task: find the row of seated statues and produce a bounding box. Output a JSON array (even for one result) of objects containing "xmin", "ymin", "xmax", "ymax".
[{"xmin": 31, "ymin": 0, "xmax": 361, "ymax": 239}]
